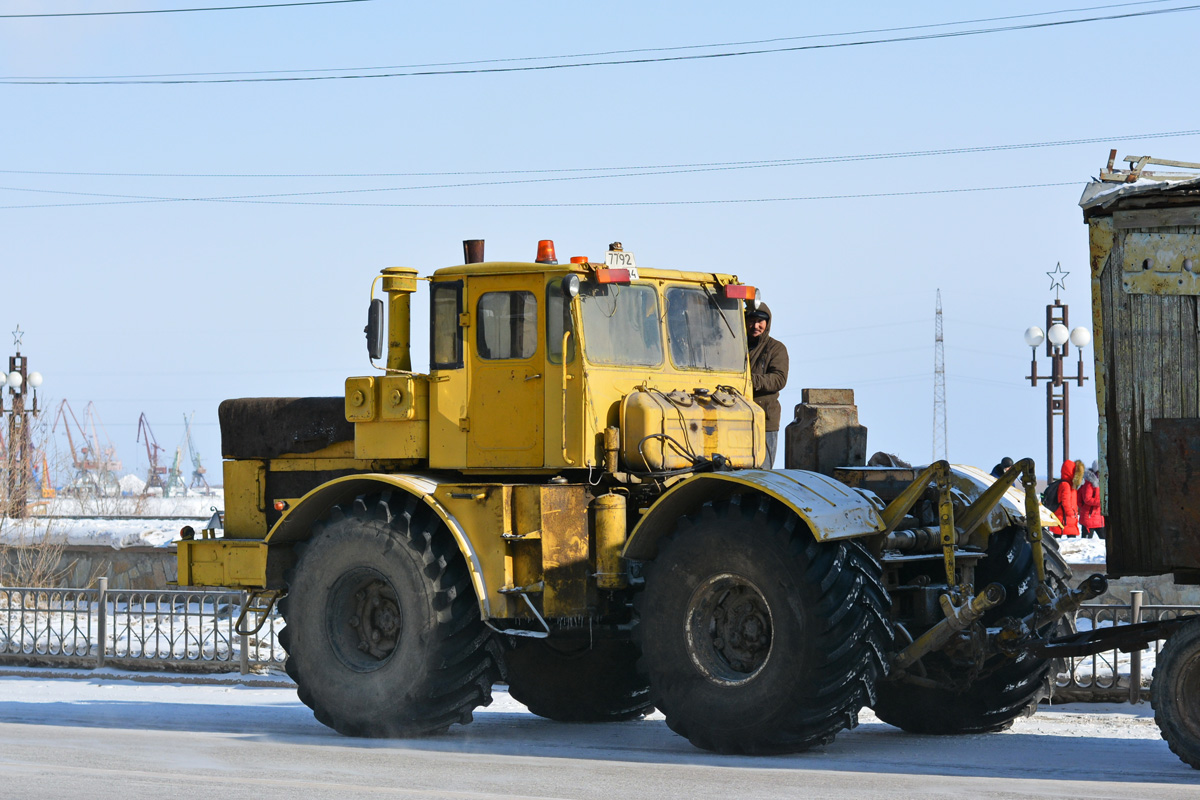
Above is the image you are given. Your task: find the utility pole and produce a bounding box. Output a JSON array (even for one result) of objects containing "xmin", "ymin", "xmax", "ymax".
[
  {"xmin": 932, "ymin": 290, "xmax": 947, "ymax": 462},
  {"xmin": 2, "ymin": 326, "xmax": 44, "ymax": 519}
]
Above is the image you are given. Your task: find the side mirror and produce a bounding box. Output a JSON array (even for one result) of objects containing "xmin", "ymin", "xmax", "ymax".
[{"xmin": 365, "ymin": 298, "xmax": 384, "ymax": 361}]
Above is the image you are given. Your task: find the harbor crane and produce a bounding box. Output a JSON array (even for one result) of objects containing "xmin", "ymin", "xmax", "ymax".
[
  {"xmin": 136, "ymin": 413, "xmax": 168, "ymax": 496},
  {"xmin": 183, "ymin": 413, "xmax": 211, "ymax": 495},
  {"xmin": 52, "ymin": 400, "xmax": 119, "ymax": 495}
]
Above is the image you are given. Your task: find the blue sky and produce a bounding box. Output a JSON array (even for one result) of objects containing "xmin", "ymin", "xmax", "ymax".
[{"xmin": 2, "ymin": 1, "xmax": 1197, "ymax": 484}]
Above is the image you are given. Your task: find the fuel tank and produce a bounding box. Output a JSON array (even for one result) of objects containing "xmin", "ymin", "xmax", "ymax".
[{"xmin": 620, "ymin": 386, "xmax": 765, "ymax": 470}]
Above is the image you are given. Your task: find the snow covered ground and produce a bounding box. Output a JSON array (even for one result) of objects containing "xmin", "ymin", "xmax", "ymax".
[
  {"xmin": 1056, "ymin": 534, "xmax": 1108, "ymax": 564},
  {"xmin": 0, "ymin": 483, "xmax": 221, "ymax": 549},
  {"xmin": 0, "ymin": 515, "xmax": 199, "ymax": 549},
  {"xmin": 36, "ymin": 482, "xmax": 223, "ymax": 518}
]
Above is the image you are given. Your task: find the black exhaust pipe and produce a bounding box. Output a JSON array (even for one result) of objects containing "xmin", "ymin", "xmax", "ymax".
[{"xmin": 463, "ymin": 239, "xmax": 485, "ymax": 264}]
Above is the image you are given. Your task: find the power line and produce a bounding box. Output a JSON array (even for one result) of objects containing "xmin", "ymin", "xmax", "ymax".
[
  {"xmin": 0, "ymin": 0, "xmax": 369, "ymax": 19},
  {"xmin": 948, "ymin": 374, "xmax": 1029, "ymax": 389},
  {"xmin": 827, "ymin": 372, "xmax": 929, "ymax": 388},
  {"xmin": 775, "ymin": 319, "xmax": 926, "ymax": 339},
  {"xmin": 0, "ymin": 180, "xmax": 1080, "ymax": 210},
  {"xmin": 4, "ymin": 4, "xmax": 1197, "ymax": 84},
  {"xmin": 0, "ymin": 158, "xmax": 1072, "ymax": 200},
  {"xmin": 946, "ymin": 345, "xmax": 1028, "ymax": 361},
  {"xmin": 3, "ymin": 127, "xmax": 1197, "ymax": 180},
  {"xmin": 1, "ymin": 0, "xmax": 1173, "ymax": 79},
  {"xmin": 789, "ymin": 346, "xmax": 928, "ymax": 366}
]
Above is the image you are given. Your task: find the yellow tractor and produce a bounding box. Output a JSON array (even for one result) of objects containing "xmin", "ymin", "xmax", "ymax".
[{"xmin": 177, "ymin": 239, "xmax": 1100, "ymax": 754}]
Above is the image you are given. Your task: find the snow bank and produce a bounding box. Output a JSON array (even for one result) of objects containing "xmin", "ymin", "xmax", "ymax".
[
  {"xmin": 0, "ymin": 516, "xmax": 190, "ymax": 549},
  {"xmin": 1056, "ymin": 535, "xmax": 1107, "ymax": 564},
  {"xmin": 0, "ymin": 484, "xmax": 222, "ymax": 549},
  {"xmin": 32, "ymin": 484, "xmax": 224, "ymax": 519},
  {"xmin": 118, "ymin": 474, "xmax": 146, "ymax": 494}
]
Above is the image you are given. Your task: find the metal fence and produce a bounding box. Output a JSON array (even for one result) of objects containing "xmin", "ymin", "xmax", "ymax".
[
  {"xmin": 1053, "ymin": 590, "xmax": 1200, "ymax": 702},
  {"xmin": 0, "ymin": 577, "xmax": 285, "ymax": 674},
  {"xmin": 0, "ymin": 579, "xmax": 1194, "ymax": 695}
]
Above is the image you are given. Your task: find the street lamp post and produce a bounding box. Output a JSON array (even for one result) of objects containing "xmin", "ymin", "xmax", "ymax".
[
  {"xmin": 2, "ymin": 326, "xmax": 44, "ymax": 519},
  {"xmin": 1024, "ymin": 264, "xmax": 1090, "ymax": 482}
]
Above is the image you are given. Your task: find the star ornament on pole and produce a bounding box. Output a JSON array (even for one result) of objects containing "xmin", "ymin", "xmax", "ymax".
[
  {"xmin": 12, "ymin": 324, "xmax": 23, "ymax": 350},
  {"xmin": 1047, "ymin": 263, "xmax": 1069, "ymax": 300}
]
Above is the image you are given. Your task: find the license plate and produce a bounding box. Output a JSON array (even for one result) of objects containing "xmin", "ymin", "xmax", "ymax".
[{"xmin": 605, "ymin": 250, "xmax": 638, "ymax": 278}]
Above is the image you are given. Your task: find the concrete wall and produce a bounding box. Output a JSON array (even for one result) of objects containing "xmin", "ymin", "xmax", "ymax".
[
  {"xmin": 1068, "ymin": 563, "xmax": 1200, "ymax": 606},
  {"xmin": 1, "ymin": 545, "xmax": 177, "ymax": 590}
]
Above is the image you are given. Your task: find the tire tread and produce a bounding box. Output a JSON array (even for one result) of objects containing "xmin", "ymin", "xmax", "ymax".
[{"xmin": 278, "ymin": 493, "xmax": 500, "ymax": 738}]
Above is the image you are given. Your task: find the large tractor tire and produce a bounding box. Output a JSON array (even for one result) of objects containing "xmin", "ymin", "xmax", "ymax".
[
  {"xmin": 635, "ymin": 493, "xmax": 892, "ymax": 755},
  {"xmin": 278, "ymin": 491, "xmax": 502, "ymax": 738},
  {"xmin": 872, "ymin": 526, "xmax": 1069, "ymax": 735},
  {"xmin": 504, "ymin": 638, "xmax": 653, "ymax": 722},
  {"xmin": 1152, "ymin": 616, "xmax": 1200, "ymax": 769}
]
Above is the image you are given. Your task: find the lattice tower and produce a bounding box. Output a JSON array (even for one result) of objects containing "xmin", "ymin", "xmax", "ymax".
[{"xmin": 933, "ymin": 289, "xmax": 948, "ymax": 461}]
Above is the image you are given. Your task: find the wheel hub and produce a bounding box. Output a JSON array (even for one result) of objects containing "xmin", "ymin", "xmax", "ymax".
[
  {"xmin": 686, "ymin": 573, "xmax": 773, "ymax": 685},
  {"xmin": 328, "ymin": 568, "xmax": 403, "ymax": 671},
  {"xmin": 350, "ymin": 580, "xmax": 402, "ymax": 660}
]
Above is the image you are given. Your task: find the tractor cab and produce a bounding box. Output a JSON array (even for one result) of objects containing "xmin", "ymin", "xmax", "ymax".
[{"xmin": 350, "ymin": 240, "xmax": 766, "ymax": 474}]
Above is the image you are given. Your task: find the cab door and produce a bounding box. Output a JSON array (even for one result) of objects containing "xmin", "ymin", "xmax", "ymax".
[{"xmin": 467, "ymin": 275, "xmax": 544, "ymax": 468}]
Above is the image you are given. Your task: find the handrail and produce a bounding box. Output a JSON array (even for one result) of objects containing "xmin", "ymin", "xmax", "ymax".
[{"xmin": 561, "ymin": 330, "xmax": 575, "ymax": 466}]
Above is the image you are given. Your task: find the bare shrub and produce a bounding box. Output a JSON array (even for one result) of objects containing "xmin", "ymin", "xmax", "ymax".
[{"xmin": 0, "ymin": 517, "xmax": 74, "ymax": 588}]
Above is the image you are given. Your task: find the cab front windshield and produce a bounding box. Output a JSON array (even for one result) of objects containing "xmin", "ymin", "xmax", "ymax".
[
  {"xmin": 578, "ymin": 283, "xmax": 663, "ymax": 366},
  {"xmin": 664, "ymin": 286, "xmax": 746, "ymax": 371},
  {"xmin": 577, "ymin": 281, "xmax": 746, "ymax": 371}
]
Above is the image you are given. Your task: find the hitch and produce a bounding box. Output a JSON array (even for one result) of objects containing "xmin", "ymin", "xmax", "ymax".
[
  {"xmin": 893, "ymin": 583, "xmax": 1006, "ymax": 671},
  {"xmin": 1028, "ymin": 612, "xmax": 1200, "ymax": 658},
  {"xmin": 1031, "ymin": 573, "xmax": 1109, "ymax": 631},
  {"xmin": 996, "ymin": 573, "xmax": 1108, "ymax": 656}
]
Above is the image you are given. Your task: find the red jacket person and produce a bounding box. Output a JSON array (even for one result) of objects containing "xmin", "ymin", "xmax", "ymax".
[{"xmin": 1049, "ymin": 459, "xmax": 1084, "ymax": 538}]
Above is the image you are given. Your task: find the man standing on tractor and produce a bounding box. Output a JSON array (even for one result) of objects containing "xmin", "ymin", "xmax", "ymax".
[{"xmin": 745, "ymin": 303, "xmax": 789, "ymax": 468}]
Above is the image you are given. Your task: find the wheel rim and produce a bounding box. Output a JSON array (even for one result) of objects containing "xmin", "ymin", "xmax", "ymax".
[
  {"xmin": 685, "ymin": 573, "xmax": 773, "ymax": 686},
  {"xmin": 1174, "ymin": 647, "xmax": 1200, "ymax": 740},
  {"xmin": 326, "ymin": 567, "xmax": 402, "ymax": 672}
]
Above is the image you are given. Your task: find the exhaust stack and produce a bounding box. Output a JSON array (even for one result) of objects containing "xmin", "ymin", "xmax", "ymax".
[
  {"xmin": 463, "ymin": 239, "xmax": 485, "ymax": 264},
  {"xmin": 380, "ymin": 266, "xmax": 419, "ymax": 372}
]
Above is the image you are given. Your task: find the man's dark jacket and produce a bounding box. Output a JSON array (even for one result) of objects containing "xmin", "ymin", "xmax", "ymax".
[{"xmin": 748, "ymin": 303, "xmax": 789, "ymax": 431}]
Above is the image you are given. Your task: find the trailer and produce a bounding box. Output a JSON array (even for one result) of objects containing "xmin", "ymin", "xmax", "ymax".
[{"xmin": 1079, "ymin": 151, "xmax": 1200, "ymax": 767}]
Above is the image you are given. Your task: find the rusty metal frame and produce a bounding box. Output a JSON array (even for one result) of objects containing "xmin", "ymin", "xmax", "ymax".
[
  {"xmin": 1101, "ymin": 149, "xmax": 1200, "ymax": 182},
  {"xmin": 878, "ymin": 459, "xmax": 1049, "ymax": 595}
]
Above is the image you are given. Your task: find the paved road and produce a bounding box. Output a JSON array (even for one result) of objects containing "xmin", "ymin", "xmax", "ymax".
[{"xmin": 0, "ymin": 673, "xmax": 1195, "ymax": 799}]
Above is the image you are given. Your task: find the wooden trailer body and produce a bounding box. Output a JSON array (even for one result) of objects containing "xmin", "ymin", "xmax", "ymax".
[{"xmin": 1081, "ymin": 158, "xmax": 1200, "ymax": 581}]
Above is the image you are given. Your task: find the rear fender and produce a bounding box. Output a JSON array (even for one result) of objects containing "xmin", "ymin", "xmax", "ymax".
[
  {"xmin": 623, "ymin": 469, "xmax": 886, "ymax": 561},
  {"xmin": 266, "ymin": 473, "xmax": 492, "ymax": 619},
  {"xmin": 949, "ymin": 464, "xmax": 1061, "ymax": 533}
]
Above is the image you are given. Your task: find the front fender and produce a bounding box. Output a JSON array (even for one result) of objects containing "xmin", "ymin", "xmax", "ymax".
[
  {"xmin": 623, "ymin": 469, "xmax": 886, "ymax": 561},
  {"xmin": 266, "ymin": 473, "xmax": 493, "ymax": 619}
]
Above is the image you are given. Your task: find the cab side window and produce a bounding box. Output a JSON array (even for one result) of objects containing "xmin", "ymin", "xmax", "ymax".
[
  {"xmin": 477, "ymin": 291, "xmax": 537, "ymax": 360},
  {"xmin": 430, "ymin": 281, "xmax": 463, "ymax": 369}
]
